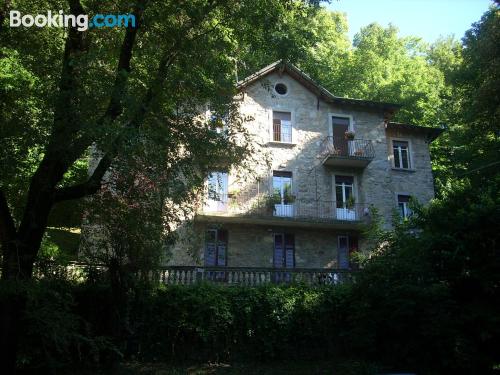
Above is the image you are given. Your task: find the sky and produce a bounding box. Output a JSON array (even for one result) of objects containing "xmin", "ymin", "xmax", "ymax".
[{"xmin": 327, "ymin": 0, "xmax": 495, "ymax": 43}]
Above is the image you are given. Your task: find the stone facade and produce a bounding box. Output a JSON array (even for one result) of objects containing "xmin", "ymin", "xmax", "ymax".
[{"xmin": 168, "ymin": 62, "xmax": 439, "ymax": 269}]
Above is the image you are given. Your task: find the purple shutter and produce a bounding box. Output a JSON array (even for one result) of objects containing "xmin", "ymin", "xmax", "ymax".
[
  {"xmin": 205, "ymin": 243, "xmax": 216, "ymax": 266},
  {"xmin": 274, "ymin": 234, "xmax": 284, "ymax": 268},
  {"xmin": 217, "ymin": 230, "xmax": 228, "ymax": 266},
  {"xmin": 284, "ymin": 234, "xmax": 295, "ymax": 268}
]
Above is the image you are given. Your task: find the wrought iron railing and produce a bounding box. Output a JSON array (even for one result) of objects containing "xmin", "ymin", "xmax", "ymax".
[
  {"xmin": 320, "ymin": 136, "xmax": 375, "ymax": 159},
  {"xmin": 154, "ymin": 266, "xmax": 356, "ymax": 286},
  {"xmin": 201, "ymin": 193, "xmax": 369, "ymax": 222}
]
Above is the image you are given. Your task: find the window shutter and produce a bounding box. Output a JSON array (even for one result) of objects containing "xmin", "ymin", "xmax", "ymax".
[
  {"xmin": 284, "ymin": 234, "xmax": 295, "ymax": 268},
  {"xmin": 349, "ymin": 236, "xmax": 358, "ymax": 269},
  {"xmin": 217, "ymin": 230, "xmax": 228, "ymax": 266},
  {"xmin": 273, "ymin": 234, "xmax": 284, "ymax": 268},
  {"xmin": 204, "ymin": 242, "xmax": 216, "ymax": 266}
]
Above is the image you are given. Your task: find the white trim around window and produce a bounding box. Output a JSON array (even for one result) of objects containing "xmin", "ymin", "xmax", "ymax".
[{"xmin": 328, "ymin": 113, "xmax": 354, "ymax": 137}]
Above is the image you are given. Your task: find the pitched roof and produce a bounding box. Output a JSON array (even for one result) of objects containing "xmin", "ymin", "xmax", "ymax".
[
  {"xmin": 237, "ymin": 60, "xmax": 402, "ymax": 113},
  {"xmin": 386, "ymin": 122, "xmax": 444, "ymax": 142}
]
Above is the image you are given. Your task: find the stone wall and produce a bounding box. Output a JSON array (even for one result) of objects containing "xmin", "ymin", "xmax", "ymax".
[{"xmin": 168, "ymin": 221, "xmax": 353, "ymax": 268}]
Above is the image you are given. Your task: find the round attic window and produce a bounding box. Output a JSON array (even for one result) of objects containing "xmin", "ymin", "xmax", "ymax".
[{"xmin": 274, "ymin": 82, "xmax": 288, "ymax": 96}]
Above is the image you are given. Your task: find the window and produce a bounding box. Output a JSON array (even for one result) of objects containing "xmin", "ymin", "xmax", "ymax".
[
  {"xmin": 272, "ymin": 111, "xmax": 292, "ymax": 143},
  {"xmin": 335, "ymin": 175, "xmax": 354, "ymax": 206},
  {"xmin": 207, "ymin": 172, "xmax": 228, "ymax": 201},
  {"xmin": 393, "ymin": 140, "xmax": 411, "ymax": 169},
  {"xmin": 335, "ymin": 175, "xmax": 356, "ymax": 220},
  {"xmin": 274, "ymin": 83, "xmax": 288, "ymax": 96},
  {"xmin": 272, "ymin": 171, "xmax": 293, "ymax": 217},
  {"xmin": 273, "ymin": 233, "xmax": 295, "ymax": 283},
  {"xmin": 273, "ymin": 233, "xmax": 295, "ymax": 268},
  {"xmin": 397, "ymin": 194, "xmax": 412, "ymax": 219},
  {"xmin": 205, "ymin": 229, "xmax": 228, "ymax": 281},
  {"xmin": 205, "ymin": 229, "xmax": 228, "ymax": 267}
]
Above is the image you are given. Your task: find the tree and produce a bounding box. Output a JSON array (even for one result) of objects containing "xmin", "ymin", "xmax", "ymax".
[
  {"xmin": 355, "ymin": 179, "xmax": 500, "ymax": 372},
  {"xmin": 444, "ymin": 7, "xmax": 500, "ymax": 184},
  {"xmin": 0, "ymin": 0, "xmax": 324, "ymax": 370}
]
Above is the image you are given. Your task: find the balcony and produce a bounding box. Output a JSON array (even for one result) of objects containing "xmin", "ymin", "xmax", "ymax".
[
  {"xmin": 197, "ymin": 193, "xmax": 370, "ymax": 229},
  {"xmin": 320, "ymin": 136, "xmax": 374, "ymax": 168},
  {"xmin": 155, "ymin": 266, "xmax": 356, "ymax": 286}
]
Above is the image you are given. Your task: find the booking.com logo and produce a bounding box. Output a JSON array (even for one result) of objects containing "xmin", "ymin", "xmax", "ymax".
[{"xmin": 9, "ymin": 10, "xmax": 136, "ymax": 31}]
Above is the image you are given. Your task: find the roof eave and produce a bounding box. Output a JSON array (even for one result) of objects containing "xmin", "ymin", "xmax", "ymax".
[
  {"xmin": 387, "ymin": 122, "xmax": 444, "ymax": 142},
  {"xmin": 237, "ymin": 60, "xmax": 402, "ymax": 113}
]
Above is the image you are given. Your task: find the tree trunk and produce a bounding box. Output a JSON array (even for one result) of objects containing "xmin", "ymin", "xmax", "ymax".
[
  {"xmin": 0, "ymin": 219, "xmax": 50, "ymax": 373},
  {"xmin": 0, "ymin": 282, "xmax": 26, "ymax": 374}
]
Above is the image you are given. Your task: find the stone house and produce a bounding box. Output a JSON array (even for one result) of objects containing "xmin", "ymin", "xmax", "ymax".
[{"xmin": 166, "ymin": 61, "xmax": 442, "ymax": 282}]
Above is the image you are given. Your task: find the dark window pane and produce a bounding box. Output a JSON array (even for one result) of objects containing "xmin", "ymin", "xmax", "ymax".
[
  {"xmin": 332, "ymin": 116, "xmax": 350, "ymax": 127},
  {"xmin": 204, "ymin": 243, "xmax": 216, "ymax": 266},
  {"xmin": 401, "ymin": 149, "xmax": 409, "ymax": 168},
  {"xmin": 393, "ymin": 141, "xmax": 408, "ymax": 148},
  {"xmin": 273, "ymin": 111, "xmax": 291, "ymax": 121},
  {"xmin": 335, "ymin": 175, "xmax": 354, "ymax": 185},
  {"xmin": 335, "ymin": 185, "xmax": 343, "ymax": 202},
  {"xmin": 217, "ymin": 243, "xmax": 227, "ymax": 266},
  {"xmin": 393, "ymin": 146, "xmax": 401, "ymax": 168},
  {"xmin": 273, "ymin": 171, "xmax": 293, "ymax": 178},
  {"xmin": 275, "ymin": 83, "xmax": 288, "ymax": 95},
  {"xmin": 398, "ymin": 195, "xmax": 410, "ymax": 203}
]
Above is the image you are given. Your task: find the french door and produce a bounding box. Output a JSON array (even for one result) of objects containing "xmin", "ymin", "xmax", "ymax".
[
  {"xmin": 332, "ymin": 116, "xmax": 350, "ymax": 155},
  {"xmin": 335, "ymin": 175, "xmax": 356, "ymax": 220},
  {"xmin": 272, "ymin": 171, "xmax": 293, "ymax": 217}
]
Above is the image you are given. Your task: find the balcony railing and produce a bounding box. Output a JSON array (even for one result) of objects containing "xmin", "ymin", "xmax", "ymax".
[
  {"xmin": 11, "ymin": 262, "xmax": 355, "ymax": 287},
  {"xmin": 200, "ymin": 193, "xmax": 369, "ymax": 223},
  {"xmin": 320, "ymin": 136, "xmax": 374, "ymax": 167},
  {"xmin": 154, "ymin": 266, "xmax": 356, "ymax": 286}
]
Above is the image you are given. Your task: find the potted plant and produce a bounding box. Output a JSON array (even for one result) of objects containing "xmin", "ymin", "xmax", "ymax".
[
  {"xmin": 344, "ymin": 130, "xmax": 355, "ymax": 140},
  {"xmin": 283, "ymin": 184, "xmax": 295, "ymax": 204},
  {"xmin": 346, "ymin": 195, "xmax": 356, "ymax": 209},
  {"xmin": 284, "ymin": 192, "xmax": 296, "ymax": 204},
  {"xmin": 265, "ymin": 192, "xmax": 282, "ymax": 214}
]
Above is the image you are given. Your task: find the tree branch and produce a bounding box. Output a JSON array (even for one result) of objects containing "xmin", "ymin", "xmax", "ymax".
[
  {"xmin": 54, "ymin": 1, "xmax": 224, "ymax": 202},
  {"xmin": 100, "ymin": 0, "xmax": 148, "ymax": 122},
  {"xmin": 54, "ymin": 51, "xmax": 176, "ymax": 203},
  {"xmin": 54, "ymin": 153, "xmax": 114, "ymax": 202},
  {"xmin": 62, "ymin": 0, "xmax": 148, "ymax": 162}
]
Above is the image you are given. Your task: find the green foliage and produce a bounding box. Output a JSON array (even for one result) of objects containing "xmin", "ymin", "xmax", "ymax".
[
  {"xmin": 354, "ymin": 178, "xmax": 500, "ymax": 373},
  {"xmin": 0, "ymin": 279, "xmax": 118, "ymax": 371}
]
